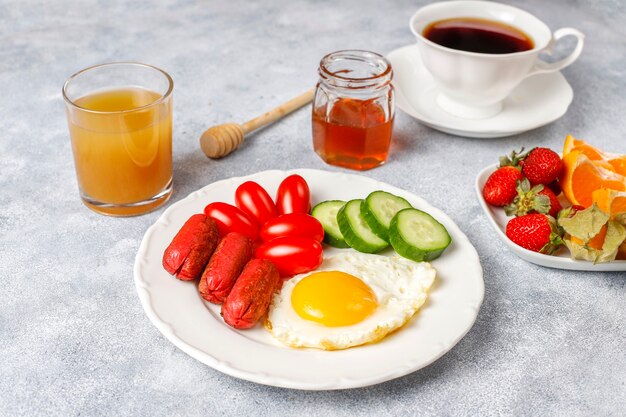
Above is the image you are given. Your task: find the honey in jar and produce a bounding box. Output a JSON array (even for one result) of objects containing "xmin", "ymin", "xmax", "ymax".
[{"xmin": 312, "ymin": 50, "xmax": 394, "ymax": 171}]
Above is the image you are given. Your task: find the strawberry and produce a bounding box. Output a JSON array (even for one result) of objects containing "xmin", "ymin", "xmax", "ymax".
[
  {"xmin": 521, "ymin": 147, "xmax": 563, "ymax": 185},
  {"xmin": 482, "ymin": 166, "xmax": 524, "ymax": 206},
  {"xmin": 504, "ymin": 179, "xmax": 563, "ymax": 217},
  {"xmin": 540, "ymin": 188, "xmax": 563, "ymax": 217},
  {"xmin": 546, "ymin": 180, "xmax": 561, "ymax": 196},
  {"xmin": 505, "ymin": 214, "xmax": 564, "ymax": 254}
]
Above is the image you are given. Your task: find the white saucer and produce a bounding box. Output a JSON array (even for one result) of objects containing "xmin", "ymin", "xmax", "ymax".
[{"xmin": 387, "ymin": 45, "xmax": 574, "ymax": 138}]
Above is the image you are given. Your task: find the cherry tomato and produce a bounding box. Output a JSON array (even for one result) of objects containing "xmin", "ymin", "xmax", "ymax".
[
  {"xmin": 254, "ymin": 237, "xmax": 323, "ymax": 277},
  {"xmin": 204, "ymin": 202, "xmax": 259, "ymax": 241},
  {"xmin": 235, "ymin": 181, "xmax": 277, "ymax": 226},
  {"xmin": 260, "ymin": 213, "xmax": 324, "ymax": 243},
  {"xmin": 276, "ymin": 174, "xmax": 311, "ymax": 215}
]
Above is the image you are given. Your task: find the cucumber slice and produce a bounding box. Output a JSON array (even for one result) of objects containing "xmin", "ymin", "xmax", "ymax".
[
  {"xmin": 311, "ymin": 200, "xmax": 349, "ymax": 248},
  {"xmin": 337, "ymin": 199, "xmax": 389, "ymax": 253},
  {"xmin": 389, "ymin": 208, "xmax": 451, "ymax": 261},
  {"xmin": 361, "ymin": 191, "xmax": 412, "ymax": 241}
]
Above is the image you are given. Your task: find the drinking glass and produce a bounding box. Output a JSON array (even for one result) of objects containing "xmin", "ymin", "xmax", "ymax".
[{"xmin": 63, "ymin": 62, "xmax": 173, "ymax": 216}]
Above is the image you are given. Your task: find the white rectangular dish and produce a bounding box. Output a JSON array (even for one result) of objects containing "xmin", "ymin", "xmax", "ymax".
[{"xmin": 475, "ymin": 164, "xmax": 626, "ymax": 272}]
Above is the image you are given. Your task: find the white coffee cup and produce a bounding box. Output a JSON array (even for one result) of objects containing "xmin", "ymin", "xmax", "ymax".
[{"xmin": 410, "ymin": 0, "xmax": 584, "ymax": 119}]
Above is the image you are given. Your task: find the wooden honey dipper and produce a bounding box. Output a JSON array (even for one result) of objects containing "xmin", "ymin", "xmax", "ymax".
[{"xmin": 200, "ymin": 87, "xmax": 315, "ymax": 159}]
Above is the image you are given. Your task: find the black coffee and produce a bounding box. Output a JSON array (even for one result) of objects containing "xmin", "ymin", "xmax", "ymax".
[{"xmin": 423, "ymin": 17, "xmax": 534, "ymax": 54}]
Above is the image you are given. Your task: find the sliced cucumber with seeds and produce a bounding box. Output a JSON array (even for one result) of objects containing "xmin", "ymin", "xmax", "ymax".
[
  {"xmin": 361, "ymin": 191, "xmax": 412, "ymax": 241},
  {"xmin": 389, "ymin": 208, "xmax": 451, "ymax": 261},
  {"xmin": 337, "ymin": 199, "xmax": 389, "ymax": 253},
  {"xmin": 311, "ymin": 200, "xmax": 349, "ymax": 248}
]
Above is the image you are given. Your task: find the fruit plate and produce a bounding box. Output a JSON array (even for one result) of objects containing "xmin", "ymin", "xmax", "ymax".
[
  {"xmin": 134, "ymin": 169, "xmax": 485, "ymax": 390},
  {"xmin": 476, "ymin": 164, "xmax": 626, "ymax": 271}
]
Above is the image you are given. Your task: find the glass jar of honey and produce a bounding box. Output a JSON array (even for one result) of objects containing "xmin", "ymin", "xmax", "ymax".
[{"xmin": 312, "ymin": 50, "xmax": 394, "ymax": 171}]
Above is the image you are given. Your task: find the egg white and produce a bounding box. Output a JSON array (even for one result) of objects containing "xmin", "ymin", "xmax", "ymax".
[{"xmin": 265, "ymin": 252, "xmax": 437, "ymax": 350}]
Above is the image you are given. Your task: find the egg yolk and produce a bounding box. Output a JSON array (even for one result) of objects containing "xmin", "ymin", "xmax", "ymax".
[{"xmin": 291, "ymin": 271, "xmax": 378, "ymax": 327}]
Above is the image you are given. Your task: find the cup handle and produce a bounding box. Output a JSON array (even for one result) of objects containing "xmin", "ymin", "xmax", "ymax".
[{"xmin": 527, "ymin": 28, "xmax": 585, "ymax": 76}]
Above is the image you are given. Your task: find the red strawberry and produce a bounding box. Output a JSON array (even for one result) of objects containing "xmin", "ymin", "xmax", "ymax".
[
  {"xmin": 483, "ymin": 166, "xmax": 524, "ymax": 207},
  {"xmin": 505, "ymin": 214, "xmax": 563, "ymax": 254},
  {"xmin": 540, "ymin": 188, "xmax": 563, "ymax": 217},
  {"xmin": 522, "ymin": 147, "xmax": 563, "ymax": 185},
  {"xmin": 504, "ymin": 179, "xmax": 562, "ymax": 217},
  {"xmin": 546, "ymin": 180, "xmax": 561, "ymax": 196}
]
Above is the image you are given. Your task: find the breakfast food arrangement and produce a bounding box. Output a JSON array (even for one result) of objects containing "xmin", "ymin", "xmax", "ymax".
[
  {"xmin": 135, "ymin": 169, "xmax": 483, "ymax": 388},
  {"xmin": 123, "ymin": 0, "xmax": 626, "ymax": 390},
  {"xmin": 160, "ymin": 173, "xmax": 450, "ymax": 343},
  {"xmin": 47, "ymin": 0, "xmax": 621, "ymax": 395},
  {"xmin": 8, "ymin": 0, "xmax": 626, "ymax": 413}
]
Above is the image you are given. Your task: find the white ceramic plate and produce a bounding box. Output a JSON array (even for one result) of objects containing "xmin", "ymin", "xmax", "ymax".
[
  {"xmin": 134, "ymin": 169, "xmax": 484, "ymax": 390},
  {"xmin": 387, "ymin": 45, "xmax": 574, "ymax": 138},
  {"xmin": 476, "ymin": 164, "xmax": 626, "ymax": 271}
]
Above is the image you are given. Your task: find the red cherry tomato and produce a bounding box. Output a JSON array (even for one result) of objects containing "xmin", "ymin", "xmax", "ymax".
[
  {"xmin": 204, "ymin": 202, "xmax": 259, "ymax": 241},
  {"xmin": 260, "ymin": 213, "xmax": 324, "ymax": 243},
  {"xmin": 254, "ymin": 237, "xmax": 323, "ymax": 277},
  {"xmin": 235, "ymin": 181, "xmax": 277, "ymax": 226},
  {"xmin": 276, "ymin": 174, "xmax": 311, "ymax": 215}
]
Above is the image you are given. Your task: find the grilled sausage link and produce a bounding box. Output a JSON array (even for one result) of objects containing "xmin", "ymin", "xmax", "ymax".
[
  {"xmin": 221, "ymin": 259, "xmax": 280, "ymax": 329},
  {"xmin": 198, "ymin": 232, "xmax": 252, "ymax": 303},
  {"xmin": 162, "ymin": 214, "xmax": 219, "ymax": 280}
]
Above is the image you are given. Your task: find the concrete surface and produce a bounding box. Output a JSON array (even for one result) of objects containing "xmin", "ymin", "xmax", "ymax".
[{"xmin": 0, "ymin": 0, "xmax": 624, "ymax": 416}]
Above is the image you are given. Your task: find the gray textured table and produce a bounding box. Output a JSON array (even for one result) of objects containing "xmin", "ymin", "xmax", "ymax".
[{"xmin": 1, "ymin": 1, "xmax": 625, "ymax": 416}]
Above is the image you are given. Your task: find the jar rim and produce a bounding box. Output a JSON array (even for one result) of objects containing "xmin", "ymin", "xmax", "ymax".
[{"xmin": 319, "ymin": 50, "xmax": 392, "ymax": 87}]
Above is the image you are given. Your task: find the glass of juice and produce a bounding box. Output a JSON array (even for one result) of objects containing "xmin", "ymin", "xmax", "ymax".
[
  {"xmin": 63, "ymin": 62, "xmax": 173, "ymax": 216},
  {"xmin": 312, "ymin": 50, "xmax": 394, "ymax": 171}
]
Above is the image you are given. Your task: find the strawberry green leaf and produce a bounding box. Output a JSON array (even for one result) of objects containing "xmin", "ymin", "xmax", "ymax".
[
  {"xmin": 504, "ymin": 178, "xmax": 550, "ymax": 216},
  {"xmin": 499, "ymin": 147, "xmax": 527, "ymax": 168}
]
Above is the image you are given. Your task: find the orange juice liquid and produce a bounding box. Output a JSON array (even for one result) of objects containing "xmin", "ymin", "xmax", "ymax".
[{"xmin": 67, "ymin": 87, "xmax": 172, "ymax": 215}]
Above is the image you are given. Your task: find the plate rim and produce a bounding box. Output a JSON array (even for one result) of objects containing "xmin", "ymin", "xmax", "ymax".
[
  {"xmin": 387, "ymin": 44, "xmax": 574, "ymax": 137},
  {"xmin": 135, "ymin": 168, "xmax": 485, "ymax": 389},
  {"xmin": 475, "ymin": 163, "xmax": 626, "ymax": 271}
]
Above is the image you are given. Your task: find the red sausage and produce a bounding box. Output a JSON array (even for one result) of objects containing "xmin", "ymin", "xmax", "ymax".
[
  {"xmin": 198, "ymin": 232, "xmax": 252, "ymax": 304},
  {"xmin": 221, "ymin": 259, "xmax": 281, "ymax": 329},
  {"xmin": 162, "ymin": 214, "xmax": 219, "ymax": 281}
]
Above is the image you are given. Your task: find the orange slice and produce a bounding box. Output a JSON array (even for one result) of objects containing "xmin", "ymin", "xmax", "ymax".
[
  {"xmin": 563, "ymin": 134, "xmax": 604, "ymax": 159},
  {"xmin": 560, "ymin": 151, "xmax": 626, "ymax": 207},
  {"xmin": 608, "ymin": 158, "xmax": 626, "ymax": 177},
  {"xmin": 563, "ymin": 134, "xmax": 626, "ymax": 176}
]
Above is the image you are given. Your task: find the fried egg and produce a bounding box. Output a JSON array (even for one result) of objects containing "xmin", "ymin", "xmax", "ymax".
[{"xmin": 265, "ymin": 252, "xmax": 436, "ymax": 350}]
